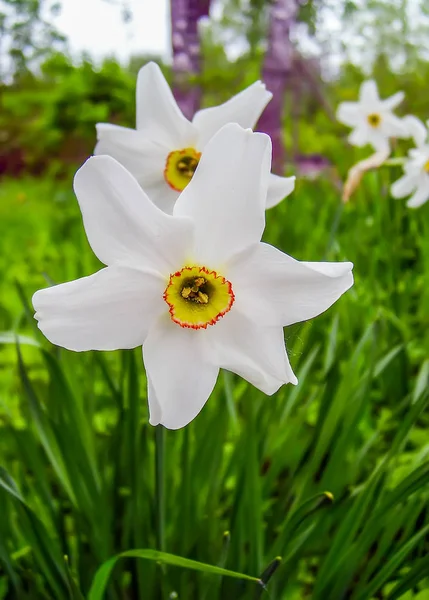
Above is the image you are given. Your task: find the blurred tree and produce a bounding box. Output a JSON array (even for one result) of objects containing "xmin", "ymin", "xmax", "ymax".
[
  {"xmin": 298, "ymin": 0, "xmax": 429, "ymax": 73},
  {"xmin": 212, "ymin": 0, "xmax": 429, "ymax": 73},
  {"xmin": 0, "ymin": 0, "xmax": 65, "ymax": 79},
  {"xmin": 102, "ymin": 0, "xmax": 132, "ymax": 23}
]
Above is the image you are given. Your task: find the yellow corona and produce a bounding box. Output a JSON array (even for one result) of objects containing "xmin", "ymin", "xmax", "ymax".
[
  {"xmin": 164, "ymin": 148, "xmax": 201, "ymax": 192},
  {"xmin": 164, "ymin": 266, "xmax": 235, "ymax": 329}
]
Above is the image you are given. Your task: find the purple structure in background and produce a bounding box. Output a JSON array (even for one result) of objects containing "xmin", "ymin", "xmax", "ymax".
[
  {"xmin": 295, "ymin": 154, "xmax": 331, "ymax": 179},
  {"xmin": 257, "ymin": 0, "xmax": 298, "ymax": 174},
  {"xmin": 170, "ymin": 0, "xmax": 211, "ymax": 120}
]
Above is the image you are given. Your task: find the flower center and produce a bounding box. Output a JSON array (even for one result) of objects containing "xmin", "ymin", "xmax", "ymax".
[
  {"xmin": 367, "ymin": 113, "xmax": 381, "ymax": 128},
  {"xmin": 424, "ymin": 159, "xmax": 429, "ymax": 173},
  {"xmin": 164, "ymin": 266, "xmax": 234, "ymax": 329},
  {"xmin": 164, "ymin": 148, "xmax": 201, "ymax": 192}
]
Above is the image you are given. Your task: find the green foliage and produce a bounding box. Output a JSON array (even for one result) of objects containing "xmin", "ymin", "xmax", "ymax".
[
  {"xmin": 1, "ymin": 150, "xmax": 429, "ymax": 597},
  {"xmin": 0, "ymin": 54, "xmax": 137, "ymax": 173},
  {"xmin": 1, "ymin": 4, "xmax": 429, "ymax": 597}
]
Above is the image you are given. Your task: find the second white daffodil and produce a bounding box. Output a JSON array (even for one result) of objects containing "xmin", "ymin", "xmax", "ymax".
[
  {"xmin": 34, "ymin": 125, "xmax": 353, "ymax": 430},
  {"xmin": 337, "ymin": 80, "xmax": 407, "ymax": 153},
  {"xmin": 95, "ymin": 62, "xmax": 295, "ymax": 214}
]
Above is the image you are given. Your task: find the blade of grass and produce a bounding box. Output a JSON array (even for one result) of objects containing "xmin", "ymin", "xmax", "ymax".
[{"xmin": 87, "ymin": 549, "xmax": 264, "ymax": 600}]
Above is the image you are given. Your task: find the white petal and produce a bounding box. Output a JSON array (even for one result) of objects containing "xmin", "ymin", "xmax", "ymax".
[
  {"xmin": 348, "ymin": 127, "xmax": 369, "ymax": 147},
  {"xmin": 74, "ymin": 155, "xmax": 193, "ymax": 272},
  {"xmin": 96, "ymin": 123, "xmax": 141, "ymax": 144},
  {"xmin": 33, "ymin": 266, "xmax": 165, "ymax": 351},
  {"xmin": 228, "ymin": 243, "xmax": 353, "ymax": 327},
  {"xmin": 381, "ymin": 113, "xmax": 408, "ymax": 138},
  {"xmin": 359, "ymin": 80, "xmax": 379, "ymax": 108},
  {"xmin": 94, "ymin": 138, "xmax": 148, "ymax": 182},
  {"xmin": 266, "ymin": 174, "xmax": 295, "ymax": 209},
  {"xmin": 365, "ymin": 130, "xmax": 391, "ymax": 153},
  {"xmin": 391, "ymin": 173, "xmax": 418, "ymax": 199},
  {"xmin": 402, "ymin": 115, "xmax": 428, "ymax": 147},
  {"xmin": 95, "ymin": 123, "xmax": 168, "ymax": 186},
  {"xmin": 147, "ymin": 374, "xmax": 162, "ymax": 426},
  {"xmin": 136, "ymin": 62, "xmax": 197, "ymax": 147},
  {"xmin": 140, "ymin": 180, "xmax": 179, "ymax": 215},
  {"xmin": 407, "ymin": 177, "xmax": 429, "ymax": 208},
  {"xmin": 193, "ymin": 81, "xmax": 272, "ymax": 148},
  {"xmin": 174, "ymin": 124, "xmax": 270, "ymax": 265},
  {"xmin": 336, "ymin": 102, "xmax": 362, "ymax": 127},
  {"xmin": 96, "ymin": 134, "xmax": 178, "ymax": 213},
  {"xmin": 382, "ymin": 91, "xmax": 404, "ymax": 111},
  {"xmin": 206, "ymin": 310, "xmax": 297, "ymax": 393},
  {"xmin": 143, "ymin": 318, "xmax": 219, "ymax": 429}
]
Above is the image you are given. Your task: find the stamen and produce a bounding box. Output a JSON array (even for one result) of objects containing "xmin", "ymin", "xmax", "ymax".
[
  {"xmin": 424, "ymin": 159, "xmax": 429, "ymax": 173},
  {"xmin": 367, "ymin": 113, "xmax": 381, "ymax": 128},
  {"xmin": 180, "ymin": 276, "xmax": 208, "ymax": 303},
  {"xmin": 177, "ymin": 157, "xmax": 199, "ymax": 178}
]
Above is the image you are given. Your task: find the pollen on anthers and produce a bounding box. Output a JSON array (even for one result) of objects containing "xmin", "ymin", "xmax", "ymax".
[{"xmin": 163, "ymin": 266, "xmax": 235, "ymax": 330}]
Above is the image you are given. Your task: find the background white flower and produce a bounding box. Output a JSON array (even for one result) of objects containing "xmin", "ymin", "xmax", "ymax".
[
  {"xmin": 95, "ymin": 62, "xmax": 295, "ymax": 214},
  {"xmin": 34, "ymin": 124, "xmax": 353, "ymax": 430},
  {"xmin": 337, "ymin": 80, "xmax": 407, "ymax": 153},
  {"xmin": 391, "ymin": 115, "xmax": 429, "ymax": 208}
]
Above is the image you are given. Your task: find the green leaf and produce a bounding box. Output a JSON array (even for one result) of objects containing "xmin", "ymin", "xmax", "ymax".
[
  {"xmin": 0, "ymin": 332, "xmax": 40, "ymax": 346},
  {"xmin": 88, "ymin": 549, "xmax": 263, "ymax": 600},
  {"xmin": 354, "ymin": 523, "xmax": 429, "ymax": 600}
]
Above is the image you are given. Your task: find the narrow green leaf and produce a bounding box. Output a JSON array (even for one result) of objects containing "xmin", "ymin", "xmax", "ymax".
[
  {"xmin": 0, "ymin": 332, "xmax": 40, "ymax": 347},
  {"xmin": 354, "ymin": 523, "xmax": 429, "ymax": 600},
  {"xmin": 16, "ymin": 343, "xmax": 77, "ymax": 505},
  {"xmin": 88, "ymin": 549, "xmax": 263, "ymax": 600},
  {"xmin": 386, "ymin": 555, "xmax": 429, "ymax": 599}
]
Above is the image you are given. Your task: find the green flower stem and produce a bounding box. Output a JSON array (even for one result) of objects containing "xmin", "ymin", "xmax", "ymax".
[
  {"xmin": 323, "ymin": 201, "xmax": 344, "ymax": 260},
  {"xmin": 384, "ymin": 157, "xmax": 406, "ymax": 166},
  {"xmin": 155, "ymin": 425, "xmax": 165, "ymax": 552}
]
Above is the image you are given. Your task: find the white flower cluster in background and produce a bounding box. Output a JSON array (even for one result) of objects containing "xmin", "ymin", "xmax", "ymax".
[
  {"xmin": 337, "ymin": 80, "xmax": 407, "ymax": 154},
  {"xmin": 337, "ymin": 80, "xmax": 429, "ymax": 208}
]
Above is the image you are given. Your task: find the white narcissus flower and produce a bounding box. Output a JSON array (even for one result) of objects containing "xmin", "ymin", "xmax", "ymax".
[
  {"xmin": 94, "ymin": 61, "xmax": 295, "ymax": 214},
  {"xmin": 337, "ymin": 80, "xmax": 407, "ymax": 153},
  {"xmin": 391, "ymin": 116, "xmax": 429, "ymax": 209},
  {"xmin": 33, "ymin": 125, "xmax": 353, "ymax": 430}
]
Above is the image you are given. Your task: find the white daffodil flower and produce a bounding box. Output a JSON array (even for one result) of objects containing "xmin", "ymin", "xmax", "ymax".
[
  {"xmin": 391, "ymin": 116, "xmax": 429, "ymax": 208},
  {"xmin": 337, "ymin": 80, "xmax": 407, "ymax": 153},
  {"xmin": 34, "ymin": 125, "xmax": 353, "ymax": 430},
  {"xmin": 94, "ymin": 62, "xmax": 295, "ymax": 214}
]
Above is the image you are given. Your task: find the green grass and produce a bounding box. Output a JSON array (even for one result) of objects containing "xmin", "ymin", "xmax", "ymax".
[{"xmin": 0, "ymin": 158, "xmax": 429, "ymax": 599}]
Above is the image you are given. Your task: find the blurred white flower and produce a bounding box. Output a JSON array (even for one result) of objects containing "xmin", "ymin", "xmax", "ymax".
[
  {"xmin": 391, "ymin": 116, "xmax": 429, "ymax": 208},
  {"xmin": 95, "ymin": 62, "xmax": 295, "ymax": 214},
  {"xmin": 34, "ymin": 125, "xmax": 353, "ymax": 430},
  {"xmin": 337, "ymin": 80, "xmax": 407, "ymax": 153}
]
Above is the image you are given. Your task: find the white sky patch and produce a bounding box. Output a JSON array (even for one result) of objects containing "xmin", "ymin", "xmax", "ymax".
[{"xmin": 54, "ymin": 0, "xmax": 171, "ymax": 63}]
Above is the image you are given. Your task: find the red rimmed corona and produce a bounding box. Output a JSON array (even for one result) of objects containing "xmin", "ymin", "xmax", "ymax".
[
  {"xmin": 164, "ymin": 148, "xmax": 202, "ymax": 192},
  {"xmin": 164, "ymin": 266, "xmax": 235, "ymax": 329}
]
